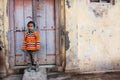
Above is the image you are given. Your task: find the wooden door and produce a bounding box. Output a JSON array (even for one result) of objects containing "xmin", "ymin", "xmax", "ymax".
[
  {"xmin": 9, "ymin": 0, "xmax": 59, "ymax": 66},
  {"xmin": 35, "ymin": 0, "xmax": 56, "ymax": 64}
]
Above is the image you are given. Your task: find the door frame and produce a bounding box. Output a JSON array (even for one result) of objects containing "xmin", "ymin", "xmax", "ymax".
[{"xmin": 8, "ymin": 0, "xmax": 64, "ymax": 69}]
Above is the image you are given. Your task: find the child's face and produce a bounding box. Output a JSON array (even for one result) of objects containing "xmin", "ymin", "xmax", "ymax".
[{"xmin": 28, "ymin": 23, "xmax": 34, "ymax": 31}]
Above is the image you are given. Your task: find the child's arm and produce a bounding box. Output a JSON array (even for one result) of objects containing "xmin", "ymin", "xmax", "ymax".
[
  {"xmin": 22, "ymin": 33, "xmax": 27, "ymax": 50},
  {"xmin": 35, "ymin": 31, "xmax": 40, "ymax": 50}
]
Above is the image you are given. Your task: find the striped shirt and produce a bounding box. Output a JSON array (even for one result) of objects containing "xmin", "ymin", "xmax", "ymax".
[{"xmin": 22, "ymin": 31, "xmax": 40, "ymax": 51}]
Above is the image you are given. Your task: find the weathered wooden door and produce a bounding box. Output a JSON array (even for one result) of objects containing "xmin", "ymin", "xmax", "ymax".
[{"xmin": 9, "ymin": 0, "xmax": 59, "ymax": 66}]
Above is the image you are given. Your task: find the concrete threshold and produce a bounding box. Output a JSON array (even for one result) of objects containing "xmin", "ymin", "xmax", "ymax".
[{"xmin": 11, "ymin": 65, "xmax": 56, "ymax": 69}]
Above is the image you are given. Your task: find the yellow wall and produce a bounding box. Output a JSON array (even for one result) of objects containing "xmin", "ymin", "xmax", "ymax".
[
  {"xmin": 65, "ymin": 0, "xmax": 120, "ymax": 73},
  {"xmin": 0, "ymin": 0, "xmax": 8, "ymax": 77}
]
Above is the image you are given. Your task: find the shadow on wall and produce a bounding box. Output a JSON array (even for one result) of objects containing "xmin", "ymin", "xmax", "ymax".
[
  {"xmin": 66, "ymin": 31, "xmax": 70, "ymax": 51},
  {"xmin": 0, "ymin": 40, "xmax": 7, "ymax": 77}
]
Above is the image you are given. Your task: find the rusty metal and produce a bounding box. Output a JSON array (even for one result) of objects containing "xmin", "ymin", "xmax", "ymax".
[
  {"xmin": 36, "ymin": 15, "xmax": 42, "ymax": 17},
  {"xmin": 9, "ymin": 27, "xmax": 27, "ymax": 32},
  {"xmin": 40, "ymin": 27, "xmax": 56, "ymax": 30},
  {"xmin": 9, "ymin": 30, "xmax": 26, "ymax": 32},
  {"xmin": 47, "ymin": 54, "xmax": 56, "ymax": 56},
  {"xmin": 15, "ymin": 54, "xmax": 22, "ymax": 56}
]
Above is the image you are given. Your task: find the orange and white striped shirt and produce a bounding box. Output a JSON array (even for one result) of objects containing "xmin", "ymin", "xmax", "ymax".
[{"xmin": 22, "ymin": 31, "xmax": 40, "ymax": 51}]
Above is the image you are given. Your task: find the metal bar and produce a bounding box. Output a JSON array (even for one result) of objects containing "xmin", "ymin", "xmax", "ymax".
[
  {"xmin": 47, "ymin": 54, "xmax": 56, "ymax": 56},
  {"xmin": 9, "ymin": 30, "xmax": 27, "ymax": 32},
  {"xmin": 40, "ymin": 28, "xmax": 56, "ymax": 30},
  {"xmin": 15, "ymin": 54, "xmax": 23, "ymax": 56}
]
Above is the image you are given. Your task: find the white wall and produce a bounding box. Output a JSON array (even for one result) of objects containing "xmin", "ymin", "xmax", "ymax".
[{"xmin": 65, "ymin": 0, "xmax": 120, "ymax": 73}]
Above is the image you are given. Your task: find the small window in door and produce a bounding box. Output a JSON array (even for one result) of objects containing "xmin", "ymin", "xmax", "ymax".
[
  {"xmin": 90, "ymin": 0, "xmax": 110, "ymax": 3},
  {"xmin": 90, "ymin": 0, "xmax": 100, "ymax": 2},
  {"xmin": 90, "ymin": 0, "xmax": 115, "ymax": 5},
  {"xmin": 101, "ymin": 0, "xmax": 110, "ymax": 3}
]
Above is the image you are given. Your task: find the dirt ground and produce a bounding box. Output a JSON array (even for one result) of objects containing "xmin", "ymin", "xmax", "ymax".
[
  {"xmin": 2, "ymin": 72, "xmax": 120, "ymax": 80},
  {"xmin": 48, "ymin": 72, "xmax": 120, "ymax": 80}
]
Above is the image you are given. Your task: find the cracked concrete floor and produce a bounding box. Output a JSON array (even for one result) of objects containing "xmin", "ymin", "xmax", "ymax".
[{"xmin": 2, "ymin": 72, "xmax": 120, "ymax": 80}]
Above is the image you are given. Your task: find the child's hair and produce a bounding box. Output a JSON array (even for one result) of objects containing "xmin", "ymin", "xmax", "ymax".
[{"xmin": 27, "ymin": 21, "xmax": 35, "ymax": 28}]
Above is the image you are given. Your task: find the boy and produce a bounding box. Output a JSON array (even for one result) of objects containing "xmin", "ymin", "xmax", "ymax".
[{"xmin": 22, "ymin": 21, "xmax": 40, "ymax": 72}]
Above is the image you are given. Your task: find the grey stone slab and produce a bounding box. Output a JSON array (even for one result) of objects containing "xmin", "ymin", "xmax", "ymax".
[{"xmin": 22, "ymin": 68, "xmax": 47, "ymax": 80}]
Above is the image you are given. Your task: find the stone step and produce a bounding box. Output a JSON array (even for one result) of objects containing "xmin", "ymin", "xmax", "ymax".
[{"xmin": 22, "ymin": 68, "xmax": 47, "ymax": 80}]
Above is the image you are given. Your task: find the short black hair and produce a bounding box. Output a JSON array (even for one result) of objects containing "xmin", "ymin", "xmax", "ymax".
[{"xmin": 27, "ymin": 21, "xmax": 35, "ymax": 27}]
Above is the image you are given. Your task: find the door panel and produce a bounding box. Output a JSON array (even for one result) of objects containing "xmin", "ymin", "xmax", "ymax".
[
  {"xmin": 24, "ymin": 0, "xmax": 33, "ymax": 65},
  {"xmin": 36, "ymin": 0, "xmax": 47, "ymax": 64},
  {"xmin": 10, "ymin": 0, "xmax": 58, "ymax": 66},
  {"xmin": 24, "ymin": 0, "xmax": 33, "ymax": 30},
  {"xmin": 9, "ymin": 0, "xmax": 15, "ymax": 66},
  {"xmin": 14, "ymin": 0, "xmax": 25, "ymax": 65},
  {"xmin": 46, "ymin": 0, "xmax": 56, "ymax": 64}
]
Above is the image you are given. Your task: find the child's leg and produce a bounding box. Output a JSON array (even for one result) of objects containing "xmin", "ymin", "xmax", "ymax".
[
  {"xmin": 26, "ymin": 51, "xmax": 33, "ymax": 72},
  {"xmin": 31, "ymin": 51, "xmax": 39, "ymax": 65},
  {"xmin": 29, "ymin": 52, "xmax": 34, "ymax": 65},
  {"xmin": 26, "ymin": 51, "xmax": 32, "ymax": 65},
  {"xmin": 31, "ymin": 51, "xmax": 39, "ymax": 72}
]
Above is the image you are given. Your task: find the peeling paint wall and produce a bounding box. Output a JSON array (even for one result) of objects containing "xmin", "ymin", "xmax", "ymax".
[
  {"xmin": 65, "ymin": 0, "xmax": 79, "ymax": 71},
  {"xmin": 0, "ymin": 0, "xmax": 8, "ymax": 77},
  {"xmin": 65, "ymin": 0, "xmax": 120, "ymax": 73}
]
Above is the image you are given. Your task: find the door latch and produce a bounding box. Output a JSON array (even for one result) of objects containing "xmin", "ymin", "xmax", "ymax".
[{"xmin": 9, "ymin": 27, "xmax": 27, "ymax": 32}]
